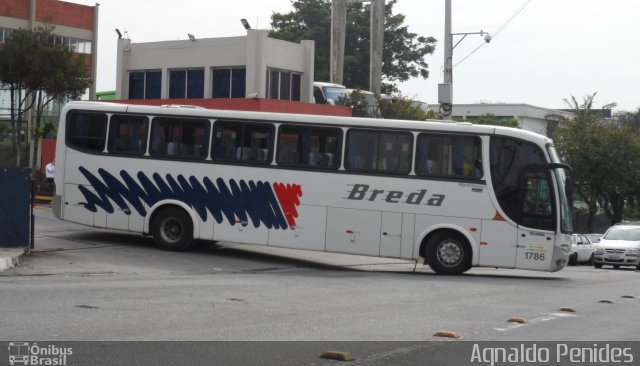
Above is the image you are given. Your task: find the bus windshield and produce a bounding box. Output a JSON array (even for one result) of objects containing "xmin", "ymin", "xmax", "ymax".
[
  {"xmin": 490, "ymin": 136, "xmax": 554, "ymax": 231},
  {"xmin": 547, "ymin": 145, "xmax": 573, "ymax": 233},
  {"xmin": 323, "ymin": 87, "xmax": 348, "ymax": 103}
]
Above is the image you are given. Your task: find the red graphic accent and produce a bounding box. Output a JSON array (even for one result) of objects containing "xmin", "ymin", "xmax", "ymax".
[
  {"xmin": 492, "ymin": 211, "xmax": 506, "ymax": 221},
  {"xmin": 273, "ymin": 183, "xmax": 303, "ymax": 229}
]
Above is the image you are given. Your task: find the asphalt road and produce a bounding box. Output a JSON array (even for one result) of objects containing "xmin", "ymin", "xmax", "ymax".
[{"xmin": 1, "ymin": 207, "xmax": 639, "ymax": 364}]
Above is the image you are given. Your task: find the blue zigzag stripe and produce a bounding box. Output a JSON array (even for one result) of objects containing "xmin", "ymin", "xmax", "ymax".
[{"xmin": 77, "ymin": 167, "xmax": 289, "ymax": 229}]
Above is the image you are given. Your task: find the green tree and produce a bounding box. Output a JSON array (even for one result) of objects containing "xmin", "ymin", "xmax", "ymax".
[
  {"xmin": 453, "ymin": 113, "xmax": 519, "ymax": 128},
  {"xmin": 378, "ymin": 97, "xmax": 428, "ymax": 120},
  {"xmin": 613, "ymin": 107, "xmax": 640, "ymax": 220},
  {"xmin": 269, "ymin": 0, "xmax": 436, "ymax": 93},
  {"xmin": 552, "ymin": 93, "xmax": 639, "ymax": 229},
  {"xmin": 0, "ymin": 26, "xmax": 91, "ymax": 170},
  {"xmin": 615, "ymin": 107, "xmax": 640, "ymax": 131},
  {"xmin": 0, "ymin": 27, "xmax": 36, "ymax": 166}
]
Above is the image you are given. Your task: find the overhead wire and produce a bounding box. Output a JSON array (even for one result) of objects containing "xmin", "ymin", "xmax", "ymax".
[{"xmin": 453, "ymin": 0, "xmax": 534, "ymax": 68}]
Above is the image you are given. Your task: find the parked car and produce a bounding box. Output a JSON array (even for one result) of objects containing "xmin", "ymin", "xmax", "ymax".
[
  {"xmin": 584, "ymin": 233, "xmax": 602, "ymax": 244},
  {"xmin": 569, "ymin": 234, "xmax": 594, "ymax": 265},
  {"xmin": 592, "ymin": 223, "xmax": 640, "ymax": 269}
]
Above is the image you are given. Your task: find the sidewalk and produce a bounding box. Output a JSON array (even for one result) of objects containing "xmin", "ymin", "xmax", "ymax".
[{"xmin": 0, "ymin": 247, "xmax": 27, "ymax": 272}]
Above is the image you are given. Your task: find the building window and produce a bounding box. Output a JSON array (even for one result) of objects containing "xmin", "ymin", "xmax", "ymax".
[
  {"xmin": 266, "ymin": 69, "xmax": 301, "ymax": 101},
  {"xmin": 53, "ymin": 35, "xmax": 92, "ymax": 54},
  {"xmin": 0, "ymin": 27, "xmax": 13, "ymax": 43},
  {"xmin": 291, "ymin": 74, "xmax": 301, "ymax": 101},
  {"xmin": 129, "ymin": 71, "xmax": 161, "ymax": 100},
  {"xmin": 169, "ymin": 71, "xmax": 186, "ymax": 99},
  {"xmin": 212, "ymin": 68, "xmax": 246, "ymax": 98},
  {"xmin": 169, "ymin": 69, "xmax": 204, "ymax": 99}
]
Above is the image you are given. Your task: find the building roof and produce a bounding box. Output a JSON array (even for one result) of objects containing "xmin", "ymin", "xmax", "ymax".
[{"xmin": 428, "ymin": 103, "xmax": 575, "ymax": 120}]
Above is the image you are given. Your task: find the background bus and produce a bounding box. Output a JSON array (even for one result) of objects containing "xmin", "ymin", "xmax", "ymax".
[{"xmin": 53, "ymin": 101, "xmax": 572, "ymax": 275}]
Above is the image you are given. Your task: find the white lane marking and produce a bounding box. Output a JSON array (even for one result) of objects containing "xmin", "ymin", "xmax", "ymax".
[{"xmin": 494, "ymin": 312, "xmax": 576, "ymax": 331}]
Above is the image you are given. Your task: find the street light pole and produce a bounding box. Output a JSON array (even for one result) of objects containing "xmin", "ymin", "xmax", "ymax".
[
  {"xmin": 444, "ymin": 0, "xmax": 453, "ymax": 87},
  {"xmin": 439, "ymin": 0, "xmax": 490, "ymax": 120},
  {"xmin": 441, "ymin": 0, "xmax": 453, "ymax": 120}
]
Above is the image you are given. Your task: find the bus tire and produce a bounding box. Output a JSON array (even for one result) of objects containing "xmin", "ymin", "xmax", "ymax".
[
  {"xmin": 151, "ymin": 207, "xmax": 194, "ymax": 251},
  {"xmin": 568, "ymin": 252, "xmax": 577, "ymax": 266},
  {"xmin": 426, "ymin": 231, "xmax": 471, "ymax": 275}
]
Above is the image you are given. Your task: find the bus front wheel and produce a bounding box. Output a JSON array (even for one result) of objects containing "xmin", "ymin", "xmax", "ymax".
[
  {"xmin": 426, "ymin": 232, "xmax": 471, "ymax": 275},
  {"xmin": 151, "ymin": 207, "xmax": 195, "ymax": 251}
]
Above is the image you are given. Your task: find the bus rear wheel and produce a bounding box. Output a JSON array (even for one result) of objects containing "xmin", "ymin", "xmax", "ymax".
[
  {"xmin": 151, "ymin": 207, "xmax": 194, "ymax": 251},
  {"xmin": 426, "ymin": 232, "xmax": 471, "ymax": 275}
]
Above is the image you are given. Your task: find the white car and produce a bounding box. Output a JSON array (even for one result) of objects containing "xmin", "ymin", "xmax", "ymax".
[
  {"xmin": 593, "ymin": 224, "xmax": 640, "ymax": 270},
  {"xmin": 584, "ymin": 233, "xmax": 602, "ymax": 244},
  {"xmin": 569, "ymin": 234, "xmax": 594, "ymax": 265}
]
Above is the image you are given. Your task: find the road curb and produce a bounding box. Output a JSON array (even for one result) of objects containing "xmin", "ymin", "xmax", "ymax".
[{"xmin": 0, "ymin": 247, "xmax": 27, "ymax": 272}]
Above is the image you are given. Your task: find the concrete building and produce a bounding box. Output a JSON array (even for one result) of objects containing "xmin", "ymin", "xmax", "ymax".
[
  {"xmin": 116, "ymin": 29, "xmax": 316, "ymax": 104},
  {"xmin": 429, "ymin": 103, "xmax": 575, "ymax": 137}
]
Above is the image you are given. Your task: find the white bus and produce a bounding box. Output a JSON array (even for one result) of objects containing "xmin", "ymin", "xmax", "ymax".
[{"xmin": 53, "ymin": 101, "xmax": 573, "ymax": 275}]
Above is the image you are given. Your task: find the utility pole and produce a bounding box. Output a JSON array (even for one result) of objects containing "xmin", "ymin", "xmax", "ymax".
[
  {"xmin": 369, "ymin": 0, "xmax": 384, "ymax": 96},
  {"xmin": 330, "ymin": 0, "xmax": 384, "ymax": 95},
  {"xmin": 440, "ymin": 0, "xmax": 453, "ymax": 120},
  {"xmin": 439, "ymin": 0, "xmax": 490, "ymax": 120},
  {"xmin": 330, "ymin": 0, "xmax": 347, "ymax": 85}
]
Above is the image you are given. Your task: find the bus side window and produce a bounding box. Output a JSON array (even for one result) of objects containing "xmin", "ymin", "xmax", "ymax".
[
  {"xmin": 150, "ymin": 117, "xmax": 209, "ymax": 159},
  {"xmin": 67, "ymin": 112, "xmax": 108, "ymax": 152},
  {"xmin": 108, "ymin": 115, "xmax": 148, "ymax": 155},
  {"xmin": 345, "ymin": 129, "xmax": 411, "ymax": 174},
  {"xmin": 276, "ymin": 125, "xmax": 341, "ymax": 169},
  {"xmin": 416, "ymin": 134, "xmax": 482, "ymax": 178},
  {"xmin": 213, "ymin": 121, "xmax": 273, "ymax": 164}
]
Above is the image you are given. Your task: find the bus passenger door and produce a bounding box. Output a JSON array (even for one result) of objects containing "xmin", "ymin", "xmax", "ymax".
[
  {"xmin": 515, "ymin": 170, "xmax": 555, "ymax": 270},
  {"xmin": 380, "ymin": 212, "xmax": 402, "ymax": 258}
]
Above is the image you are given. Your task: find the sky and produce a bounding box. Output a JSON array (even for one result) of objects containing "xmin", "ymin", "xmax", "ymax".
[{"xmin": 71, "ymin": 0, "xmax": 639, "ymax": 112}]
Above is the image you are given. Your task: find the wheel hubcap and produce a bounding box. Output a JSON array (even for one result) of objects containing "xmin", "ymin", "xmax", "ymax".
[
  {"xmin": 437, "ymin": 240, "xmax": 462, "ymax": 267},
  {"xmin": 160, "ymin": 218, "xmax": 182, "ymax": 243}
]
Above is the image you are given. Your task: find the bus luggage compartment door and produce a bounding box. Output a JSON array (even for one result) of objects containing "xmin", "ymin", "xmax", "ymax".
[{"xmin": 326, "ymin": 207, "xmax": 381, "ymax": 256}]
